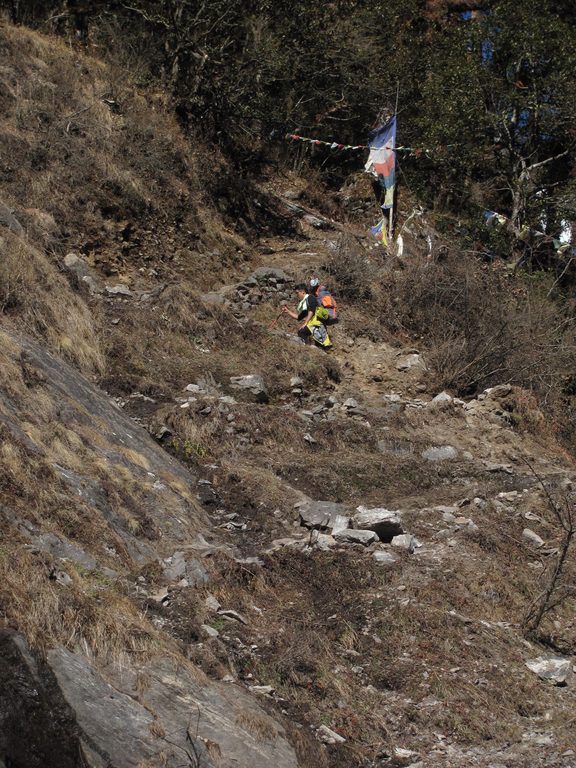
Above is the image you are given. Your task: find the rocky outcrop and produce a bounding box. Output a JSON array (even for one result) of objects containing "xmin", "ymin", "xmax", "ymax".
[{"xmin": 0, "ymin": 631, "xmax": 298, "ymax": 768}]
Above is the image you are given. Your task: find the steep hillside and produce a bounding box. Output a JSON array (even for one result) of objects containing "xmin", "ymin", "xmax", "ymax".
[{"xmin": 0, "ymin": 23, "xmax": 575, "ymax": 768}]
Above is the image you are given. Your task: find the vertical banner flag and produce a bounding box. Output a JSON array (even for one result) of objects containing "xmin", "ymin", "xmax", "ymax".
[
  {"xmin": 370, "ymin": 218, "xmax": 388, "ymax": 247},
  {"xmin": 365, "ymin": 116, "xmax": 397, "ymax": 209}
]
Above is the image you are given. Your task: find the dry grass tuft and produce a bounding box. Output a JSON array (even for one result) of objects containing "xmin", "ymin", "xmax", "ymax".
[
  {"xmin": 0, "ymin": 234, "xmax": 103, "ymax": 374},
  {"xmin": 235, "ymin": 711, "xmax": 278, "ymax": 742}
]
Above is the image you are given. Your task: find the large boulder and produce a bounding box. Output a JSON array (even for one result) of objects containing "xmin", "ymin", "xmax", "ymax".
[
  {"xmin": 353, "ymin": 506, "xmax": 404, "ymax": 542},
  {"xmin": 298, "ymin": 500, "xmax": 350, "ymax": 532}
]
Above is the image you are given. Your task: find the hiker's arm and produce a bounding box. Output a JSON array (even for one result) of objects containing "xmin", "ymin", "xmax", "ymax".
[{"xmin": 281, "ymin": 305, "xmax": 298, "ymax": 320}]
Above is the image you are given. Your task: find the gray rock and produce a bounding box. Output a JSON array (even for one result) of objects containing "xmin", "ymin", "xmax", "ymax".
[
  {"xmin": 48, "ymin": 648, "xmax": 298, "ymax": 768},
  {"xmin": 523, "ymin": 528, "xmax": 545, "ymax": 547},
  {"xmin": 161, "ymin": 551, "xmax": 187, "ymax": 581},
  {"xmin": 353, "ymin": 506, "xmax": 404, "ymax": 542},
  {"xmin": 218, "ymin": 608, "xmax": 248, "ymax": 625},
  {"xmin": 333, "ymin": 528, "xmax": 377, "ymax": 546},
  {"xmin": 0, "ymin": 199, "xmax": 23, "ymax": 236},
  {"xmin": 201, "ymin": 624, "xmax": 220, "ymax": 638},
  {"xmin": 47, "ymin": 648, "xmax": 169, "ymax": 767},
  {"xmin": 229, "ymin": 374, "xmax": 268, "ymax": 403},
  {"xmin": 303, "ymin": 214, "xmax": 332, "ymax": 229},
  {"xmin": 422, "ymin": 445, "xmax": 458, "ymax": 462},
  {"xmin": 251, "ymin": 266, "xmax": 291, "ymax": 282},
  {"xmin": 205, "ymin": 594, "xmax": 221, "ymax": 612},
  {"xmin": 28, "ymin": 531, "xmax": 98, "ymax": 571},
  {"xmin": 317, "ymin": 725, "xmax": 346, "ymax": 744},
  {"xmin": 431, "ymin": 391, "xmax": 453, "ymax": 404},
  {"xmin": 372, "ymin": 550, "xmax": 399, "ymax": 565},
  {"xmin": 299, "ymin": 500, "xmax": 350, "ymax": 532},
  {"xmin": 525, "ymin": 657, "xmax": 574, "ymax": 686},
  {"xmin": 396, "ymin": 353, "xmax": 425, "ymax": 372},
  {"xmin": 105, "ymin": 284, "xmax": 132, "ymax": 296},
  {"xmin": 185, "ymin": 557, "xmax": 210, "ymax": 586},
  {"xmin": 314, "ymin": 533, "xmax": 336, "ymax": 550},
  {"xmin": 343, "ymin": 397, "xmax": 359, "ymax": 409},
  {"xmin": 391, "ymin": 534, "xmax": 421, "ymax": 552},
  {"xmin": 63, "ymin": 253, "xmax": 102, "ymax": 294}
]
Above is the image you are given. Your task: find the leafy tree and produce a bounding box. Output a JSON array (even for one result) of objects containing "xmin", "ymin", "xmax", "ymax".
[{"xmin": 413, "ymin": 0, "xmax": 576, "ymax": 244}]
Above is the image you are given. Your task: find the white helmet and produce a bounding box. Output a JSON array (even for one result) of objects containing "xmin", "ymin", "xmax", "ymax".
[{"xmin": 309, "ymin": 277, "xmax": 319, "ymax": 289}]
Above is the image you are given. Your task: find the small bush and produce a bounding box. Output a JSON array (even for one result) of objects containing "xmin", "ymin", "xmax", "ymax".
[
  {"xmin": 384, "ymin": 252, "xmax": 576, "ymax": 405},
  {"xmin": 324, "ymin": 234, "xmax": 377, "ymax": 301}
]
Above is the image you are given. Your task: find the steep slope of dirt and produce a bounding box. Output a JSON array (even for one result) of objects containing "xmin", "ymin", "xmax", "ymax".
[{"xmin": 0, "ymin": 23, "xmax": 575, "ymax": 768}]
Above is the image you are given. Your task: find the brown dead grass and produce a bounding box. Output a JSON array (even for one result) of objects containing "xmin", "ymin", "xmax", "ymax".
[
  {"xmin": 198, "ymin": 544, "xmax": 576, "ymax": 760},
  {"xmin": 0, "ymin": 532, "xmax": 158, "ymax": 660},
  {"xmin": 0, "ymin": 237, "xmax": 103, "ymax": 374}
]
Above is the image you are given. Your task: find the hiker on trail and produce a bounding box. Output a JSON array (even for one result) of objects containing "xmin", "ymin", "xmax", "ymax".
[
  {"xmin": 281, "ymin": 284, "xmax": 332, "ymax": 349},
  {"xmin": 308, "ymin": 277, "xmax": 339, "ymax": 325}
]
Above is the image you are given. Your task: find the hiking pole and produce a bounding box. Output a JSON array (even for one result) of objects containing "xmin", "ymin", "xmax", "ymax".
[{"xmin": 269, "ymin": 310, "xmax": 284, "ymax": 329}]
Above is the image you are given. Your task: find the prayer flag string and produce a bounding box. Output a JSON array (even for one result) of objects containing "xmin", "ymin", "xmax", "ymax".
[{"xmin": 286, "ymin": 133, "xmax": 430, "ymax": 157}]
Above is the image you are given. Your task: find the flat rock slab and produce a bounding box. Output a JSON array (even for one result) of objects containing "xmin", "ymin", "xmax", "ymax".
[
  {"xmin": 353, "ymin": 506, "xmax": 404, "ymax": 542},
  {"xmin": 27, "ymin": 531, "xmax": 98, "ymax": 571},
  {"xmin": 333, "ymin": 528, "xmax": 377, "ymax": 546},
  {"xmin": 298, "ymin": 500, "xmax": 350, "ymax": 532},
  {"xmin": 47, "ymin": 648, "xmax": 299, "ymax": 768}
]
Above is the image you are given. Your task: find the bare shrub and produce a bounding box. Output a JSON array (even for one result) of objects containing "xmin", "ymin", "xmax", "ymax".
[
  {"xmin": 522, "ymin": 465, "xmax": 576, "ymax": 638},
  {"xmin": 386, "ymin": 253, "xmax": 576, "ymax": 402},
  {"xmin": 323, "ymin": 234, "xmax": 378, "ymax": 301}
]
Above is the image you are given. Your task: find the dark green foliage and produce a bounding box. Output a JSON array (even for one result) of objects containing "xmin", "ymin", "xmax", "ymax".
[{"xmin": 9, "ymin": 1, "xmax": 576, "ymax": 254}]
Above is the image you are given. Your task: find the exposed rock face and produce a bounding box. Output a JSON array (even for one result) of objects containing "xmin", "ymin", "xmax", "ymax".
[
  {"xmin": 333, "ymin": 528, "xmax": 377, "ymax": 545},
  {"xmin": 49, "ymin": 649, "xmax": 298, "ymax": 768},
  {"xmin": 0, "ymin": 633, "xmax": 299, "ymax": 768},
  {"xmin": 2, "ymin": 332, "xmax": 207, "ymax": 546},
  {"xmin": 0, "ymin": 332, "xmax": 301, "ymax": 767},
  {"xmin": 0, "ymin": 631, "xmax": 82, "ymax": 768}
]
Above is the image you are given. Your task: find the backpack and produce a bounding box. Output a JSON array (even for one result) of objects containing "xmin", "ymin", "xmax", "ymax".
[{"xmin": 316, "ymin": 285, "xmax": 338, "ymax": 320}]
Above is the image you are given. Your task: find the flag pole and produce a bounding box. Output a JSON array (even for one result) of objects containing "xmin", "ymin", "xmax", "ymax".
[{"xmin": 388, "ymin": 83, "xmax": 400, "ymax": 244}]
